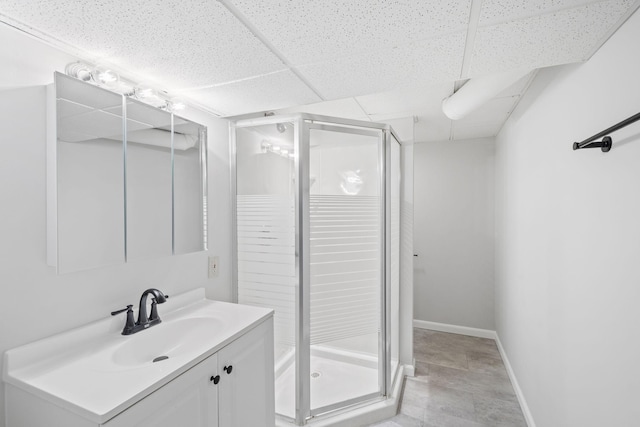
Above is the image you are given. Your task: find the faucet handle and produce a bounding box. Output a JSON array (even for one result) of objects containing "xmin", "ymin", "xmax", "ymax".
[
  {"xmin": 149, "ymin": 298, "xmax": 160, "ymax": 322},
  {"xmin": 112, "ymin": 305, "xmax": 136, "ymax": 335},
  {"xmin": 111, "ymin": 305, "xmax": 133, "ymax": 316}
]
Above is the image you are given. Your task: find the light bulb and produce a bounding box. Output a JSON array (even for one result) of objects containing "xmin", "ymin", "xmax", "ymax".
[
  {"xmin": 166, "ymin": 99, "xmax": 186, "ymax": 113},
  {"xmin": 65, "ymin": 62, "xmax": 93, "ymax": 82},
  {"xmin": 92, "ymin": 65, "xmax": 119, "ymax": 87},
  {"xmin": 134, "ymin": 85, "xmax": 156, "ymax": 100}
]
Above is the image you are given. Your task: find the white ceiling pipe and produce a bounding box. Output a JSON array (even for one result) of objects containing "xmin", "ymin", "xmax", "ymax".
[{"xmin": 442, "ymin": 68, "xmax": 532, "ymax": 120}]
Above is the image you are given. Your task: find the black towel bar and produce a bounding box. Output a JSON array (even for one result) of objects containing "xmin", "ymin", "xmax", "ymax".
[{"xmin": 572, "ymin": 111, "xmax": 640, "ymax": 152}]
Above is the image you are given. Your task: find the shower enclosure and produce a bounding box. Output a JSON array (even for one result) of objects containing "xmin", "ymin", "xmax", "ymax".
[{"xmin": 232, "ymin": 114, "xmax": 401, "ymax": 425}]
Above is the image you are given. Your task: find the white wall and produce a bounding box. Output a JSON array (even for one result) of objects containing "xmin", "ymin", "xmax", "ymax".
[
  {"xmin": 495, "ymin": 9, "xmax": 640, "ymax": 427},
  {"xmin": 413, "ymin": 138, "xmax": 495, "ymax": 330},
  {"xmin": 0, "ymin": 24, "xmax": 232, "ymax": 426}
]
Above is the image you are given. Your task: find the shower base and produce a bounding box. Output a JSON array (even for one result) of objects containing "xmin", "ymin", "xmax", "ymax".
[{"xmin": 275, "ymin": 346, "xmax": 379, "ymax": 420}]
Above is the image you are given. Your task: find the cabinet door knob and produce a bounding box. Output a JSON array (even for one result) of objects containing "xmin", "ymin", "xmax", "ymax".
[
  {"xmin": 223, "ymin": 365, "xmax": 233, "ymax": 374},
  {"xmin": 210, "ymin": 375, "xmax": 220, "ymax": 384}
]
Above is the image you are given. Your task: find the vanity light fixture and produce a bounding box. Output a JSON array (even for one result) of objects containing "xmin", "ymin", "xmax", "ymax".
[{"xmin": 64, "ymin": 61, "xmax": 185, "ymax": 112}]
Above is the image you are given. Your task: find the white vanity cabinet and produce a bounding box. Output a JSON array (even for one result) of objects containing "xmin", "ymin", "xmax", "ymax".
[
  {"xmin": 105, "ymin": 319, "xmax": 274, "ymax": 427},
  {"xmin": 3, "ymin": 291, "xmax": 275, "ymax": 427},
  {"xmin": 103, "ymin": 353, "xmax": 219, "ymax": 427},
  {"xmin": 217, "ymin": 319, "xmax": 275, "ymax": 427}
]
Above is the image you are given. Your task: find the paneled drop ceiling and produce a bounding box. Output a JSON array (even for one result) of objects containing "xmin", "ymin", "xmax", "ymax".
[{"xmin": 0, "ymin": 0, "xmax": 638, "ymax": 142}]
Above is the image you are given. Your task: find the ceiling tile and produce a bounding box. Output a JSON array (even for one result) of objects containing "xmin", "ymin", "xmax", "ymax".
[
  {"xmin": 274, "ymin": 98, "xmax": 370, "ymax": 121},
  {"xmin": 182, "ymin": 70, "xmax": 321, "ymax": 116},
  {"xmin": 469, "ymin": 0, "xmax": 636, "ymax": 76},
  {"xmin": 298, "ymin": 32, "xmax": 466, "ymax": 100},
  {"xmin": 414, "ymin": 115, "xmax": 452, "ymax": 143},
  {"xmin": 495, "ymin": 71, "xmax": 536, "ymax": 98},
  {"xmin": 479, "ymin": 0, "xmax": 603, "ymax": 26},
  {"xmin": 228, "ymin": 0, "xmax": 472, "ymax": 65},
  {"xmin": 356, "ymin": 82, "xmax": 454, "ymax": 117},
  {"xmin": 0, "ymin": 0, "xmax": 286, "ymax": 89}
]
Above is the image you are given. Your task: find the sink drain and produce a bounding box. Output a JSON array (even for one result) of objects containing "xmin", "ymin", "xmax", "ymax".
[
  {"xmin": 153, "ymin": 355, "xmax": 169, "ymax": 363},
  {"xmin": 311, "ymin": 372, "xmax": 321, "ymax": 379}
]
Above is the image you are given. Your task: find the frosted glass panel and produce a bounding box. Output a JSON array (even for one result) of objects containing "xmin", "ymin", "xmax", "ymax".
[
  {"xmin": 235, "ymin": 123, "xmax": 297, "ymax": 420},
  {"xmin": 309, "ymin": 127, "xmax": 382, "ymax": 412}
]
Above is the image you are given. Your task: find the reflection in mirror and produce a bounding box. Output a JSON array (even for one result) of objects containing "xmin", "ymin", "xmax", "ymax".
[
  {"xmin": 125, "ymin": 100, "xmax": 172, "ymax": 261},
  {"xmin": 50, "ymin": 72, "xmax": 208, "ymax": 274},
  {"xmin": 173, "ymin": 117, "xmax": 207, "ymax": 254},
  {"xmin": 55, "ymin": 73, "xmax": 125, "ymax": 273}
]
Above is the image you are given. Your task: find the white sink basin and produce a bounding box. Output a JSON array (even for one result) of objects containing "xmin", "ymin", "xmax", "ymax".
[{"xmin": 111, "ymin": 317, "xmax": 225, "ymax": 367}]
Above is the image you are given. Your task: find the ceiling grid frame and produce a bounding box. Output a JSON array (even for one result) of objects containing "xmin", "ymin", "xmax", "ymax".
[{"xmin": 216, "ymin": 0, "xmax": 326, "ymax": 102}]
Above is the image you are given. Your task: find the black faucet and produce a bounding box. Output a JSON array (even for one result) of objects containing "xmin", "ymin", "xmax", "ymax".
[{"xmin": 111, "ymin": 288, "xmax": 169, "ymax": 335}]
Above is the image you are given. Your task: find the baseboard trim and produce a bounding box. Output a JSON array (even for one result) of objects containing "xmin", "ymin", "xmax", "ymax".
[
  {"xmin": 494, "ymin": 335, "xmax": 537, "ymax": 427},
  {"xmin": 404, "ymin": 359, "xmax": 416, "ymax": 377},
  {"xmin": 413, "ymin": 319, "xmax": 496, "ymax": 339},
  {"xmin": 413, "ymin": 319, "xmax": 536, "ymax": 427}
]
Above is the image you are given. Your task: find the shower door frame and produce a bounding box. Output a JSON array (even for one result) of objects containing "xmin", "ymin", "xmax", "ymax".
[{"xmin": 231, "ymin": 113, "xmax": 402, "ymax": 425}]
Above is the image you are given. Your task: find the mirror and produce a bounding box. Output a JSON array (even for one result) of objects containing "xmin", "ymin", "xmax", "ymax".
[
  {"xmin": 55, "ymin": 74, "xmax": 125, "ymax": 273},
  {"xmin": 49, "ymin": 73, "xmax": 207, "ymax": 273},
  {"xmin": 125, "ymin": 100, "xmax": 173, "ymax": 261},
  {"xmin": 173, "ymin": 116, "xmax": 207, "ymax": 255}
]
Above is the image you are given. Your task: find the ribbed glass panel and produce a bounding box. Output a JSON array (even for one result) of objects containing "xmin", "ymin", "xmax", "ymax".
[
  {"xmin": 309, "ymin": 195, "xmax": 380, "ymax": 344},
  {"xmin": 237, "ymin": 194, "xmax": 296, "ymax": 347},
  {"xmin": 308, "ymin": 126, "xmax": 382, "ymax": 414}
]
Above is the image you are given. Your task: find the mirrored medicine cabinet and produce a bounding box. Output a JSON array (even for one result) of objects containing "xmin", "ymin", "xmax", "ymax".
[{"xmin": 47, "ymin": 72, "xmax": 208, "ymax": 274}]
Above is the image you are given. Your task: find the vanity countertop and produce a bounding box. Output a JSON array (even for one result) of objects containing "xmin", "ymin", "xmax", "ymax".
[{"xmin": 2, "ymin": 289, "xmax": 273, "ymax": 424}]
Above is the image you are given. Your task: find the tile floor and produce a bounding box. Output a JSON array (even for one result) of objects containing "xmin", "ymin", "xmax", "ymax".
[{"xmin": 370, "ymin": 328, "xmax": 527, "ymax": 427}]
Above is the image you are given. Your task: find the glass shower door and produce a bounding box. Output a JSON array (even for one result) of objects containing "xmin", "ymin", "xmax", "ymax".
[
  {"xmin": 234, "ymin": 121, "xmax": 298, "ymax": 420},
  {"xmin": 306, "ymin": 124, "xmax": 384, "ymax": 415}
]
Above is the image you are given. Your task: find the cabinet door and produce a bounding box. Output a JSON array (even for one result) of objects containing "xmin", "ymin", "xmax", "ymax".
[
  {"xmin": 103, "ymin": 354, "xmax": 219, "ymax": 427},
  {"xmin": 218, "ymin": 319, "xmax": 275, "ymax": 427}
]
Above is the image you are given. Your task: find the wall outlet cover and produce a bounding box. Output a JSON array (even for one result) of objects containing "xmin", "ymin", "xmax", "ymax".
[{"xmin": 208, "ymin": 256, "xmax": 219, "ymax": 278}]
